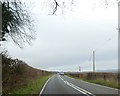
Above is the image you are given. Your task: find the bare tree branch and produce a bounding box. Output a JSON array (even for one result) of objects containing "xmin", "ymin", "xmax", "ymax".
[{"xmin": 1, "ymin": 0, "xmax": 35, "ymax": 48}]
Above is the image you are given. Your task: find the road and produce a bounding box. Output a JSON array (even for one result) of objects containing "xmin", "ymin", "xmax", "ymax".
[{"xmin": 40, "ymin": 74, "xmax": 119, "ymax": 96}]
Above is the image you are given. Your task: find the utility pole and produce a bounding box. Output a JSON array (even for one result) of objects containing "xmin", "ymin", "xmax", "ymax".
[
  {"xmin": 93, "ymin": 51, "xmax": 95, "ymax": 72},
  {"xmin": 79, "ymin": 66, "xmax": 81, "ymax": 72}
]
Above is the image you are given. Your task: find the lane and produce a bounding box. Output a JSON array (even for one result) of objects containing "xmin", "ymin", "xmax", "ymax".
[
  {"xmin": 61, "ymin": 75, "xmax": 119, "ymax": 95},
  {"xmin": 40, "ymin": 74, "xmax": 119, "ymax": 95},
  {"xmin": 40, "ymin": 74, "xmax": 87, "ymax": 95}
]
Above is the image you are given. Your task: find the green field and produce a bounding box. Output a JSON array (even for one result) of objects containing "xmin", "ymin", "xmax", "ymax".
[{"xmin": 10, "ymin": 75, "xmax": 52, "ymax": 95}]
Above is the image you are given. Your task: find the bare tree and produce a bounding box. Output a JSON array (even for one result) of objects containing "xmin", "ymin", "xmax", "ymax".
[
  {"xmin": 1, "ymin": 0, "xmax": 35, "ymax": 48},
  {"xmin": 0, "ymin": 0, "xmax": 119, "ymax": 48},
  {"xmin": 48, "ymin": 0, "xmax": 76, "ymax": 15},
  {"xmin": 46, "ymin": 0, "xmax": 119, "ymax": 15}
]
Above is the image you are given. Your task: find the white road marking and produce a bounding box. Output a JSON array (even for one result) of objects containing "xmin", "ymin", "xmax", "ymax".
[
  {"xmin": 39, "ymin": 75, "xmax": 54, "ymax": 95},
  {"xmin": 64, "ymin": 81, "xmax": 89, "ymax": 96},
  {"xmin": 65, "ymin": 75, "xmax": 119, "ymax": 91},
  {"xmin": 59, "ymin": 75, "xmax": 64, "ymax": 81},
  {"xmin": 59, "ymin": 75, "xmax": 95, "ymax": 96},
  {"xmin": 65, "ymin": 81, "xmax": 95, "ymax": 96}
]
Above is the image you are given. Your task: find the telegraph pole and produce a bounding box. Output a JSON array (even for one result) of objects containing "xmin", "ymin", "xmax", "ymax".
[
  {"xmin": 93, "ymin": 51, "xmax": 95, "ymax": 72},
  {"xmin": 79, "ymin": 66, "xmax": 81, "ymax": 72}
]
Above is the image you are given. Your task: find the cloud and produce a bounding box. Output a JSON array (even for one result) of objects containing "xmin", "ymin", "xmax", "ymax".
[{"xmin": 4, "ymin": 0, "xmax": 118, "ymax": 72}]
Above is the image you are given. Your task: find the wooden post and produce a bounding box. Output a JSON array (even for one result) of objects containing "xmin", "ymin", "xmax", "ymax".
[
  {"xmin": 93, "ymin": 51, "xmax": 95, "ymax": 72},
  {"xmin": 79, "ymin": 66, "xmax": 81, "ymax": 72}
]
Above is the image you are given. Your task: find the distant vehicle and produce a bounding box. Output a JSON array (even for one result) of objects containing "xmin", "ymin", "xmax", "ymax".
[{"xmin": 59, "ymin": 72, "xmax": 64, "ymax": 76}]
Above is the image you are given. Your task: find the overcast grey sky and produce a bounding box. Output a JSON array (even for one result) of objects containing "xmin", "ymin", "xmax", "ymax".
[{"xmin": 4, "ymin": 0, "xmax": 118, "ymax": 72}]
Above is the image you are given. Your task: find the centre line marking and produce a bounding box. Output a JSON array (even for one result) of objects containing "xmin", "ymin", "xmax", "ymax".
[{"xmin": 59, "ymin": 75, "xmax": 95, "ymax": 96}]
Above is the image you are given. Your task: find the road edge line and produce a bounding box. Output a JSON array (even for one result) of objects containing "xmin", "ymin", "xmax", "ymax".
[{"xmin": 39, "ymin": 75, "xmax": 54, "ymax": 95}]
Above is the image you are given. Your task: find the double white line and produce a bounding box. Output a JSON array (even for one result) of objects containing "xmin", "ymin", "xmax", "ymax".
[{"xmin": 59, "ymin": 75, "xmax": 95, "ymax": 96}]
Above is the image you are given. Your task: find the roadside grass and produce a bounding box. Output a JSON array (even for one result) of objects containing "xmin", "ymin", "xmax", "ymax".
[
  {"xmin": 66, "ymin": 75, "xmax": 119, "ymax": 89},
  {"xmin": 81, "ymin": 78, "xmax": 119, "ymax": 89},
  {"xmin": 10, "ymin": 74, "xmax": 52, "ymax": 95}
]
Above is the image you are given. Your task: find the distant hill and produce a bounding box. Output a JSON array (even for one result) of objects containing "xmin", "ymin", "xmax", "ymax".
[
  {"xmin": 96, "ymin": 69, "xmax": 118, "ymax": 73},
  {"xmin": 64, "ymin": 69, "xmax": 119, "ymax": 74}
]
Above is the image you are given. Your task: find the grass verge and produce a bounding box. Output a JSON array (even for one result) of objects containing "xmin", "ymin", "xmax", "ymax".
[
  {"xmin": 10, "ymin": 74, "xmax": 53, "ymax": 95},
  {"xmin": 81, "ymin": 78, "xmax": 119, "ymax": 89},
  {"xmin": 66, "ymin": 75, "xmax": 119, "ymax": 89}
]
